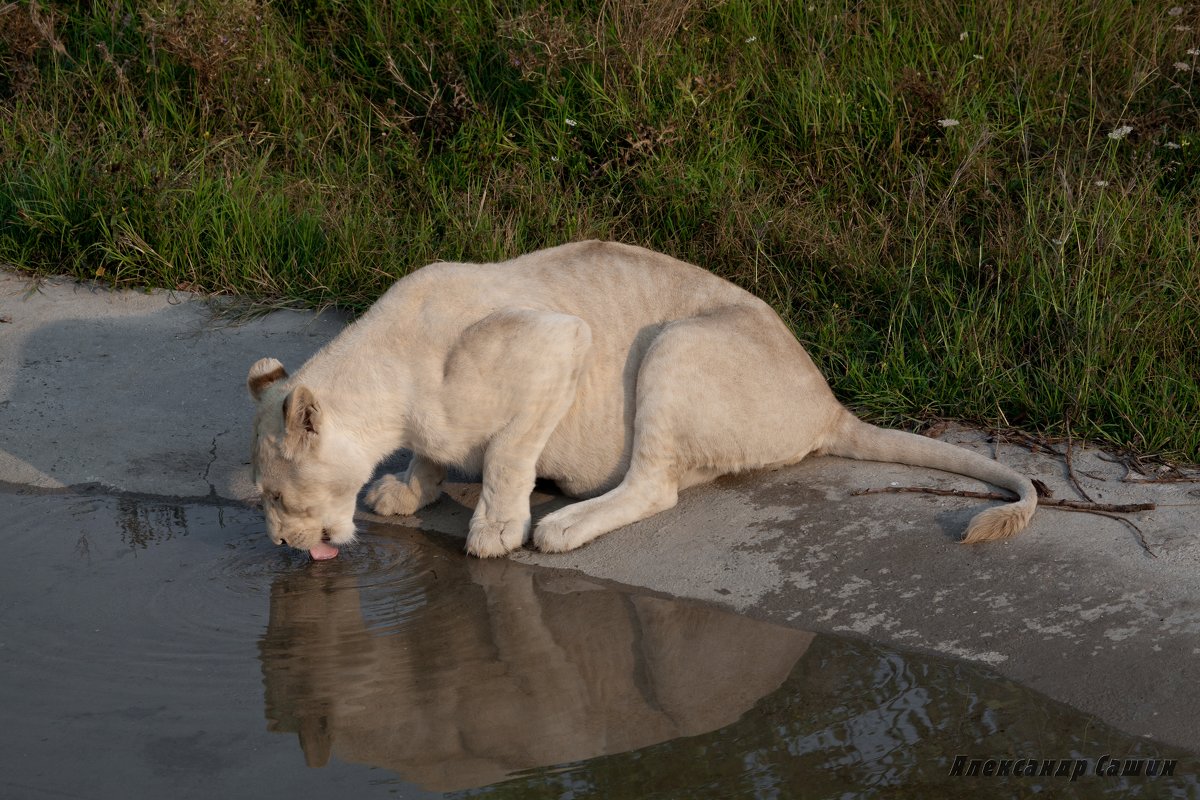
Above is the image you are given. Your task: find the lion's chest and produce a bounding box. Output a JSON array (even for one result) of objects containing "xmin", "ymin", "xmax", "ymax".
[{"xmin": 405, "ymin": 407, "xmax": 487, "ymax": 475}]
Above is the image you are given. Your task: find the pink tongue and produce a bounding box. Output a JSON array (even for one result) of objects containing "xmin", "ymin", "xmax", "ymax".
[{"xmin": 308, "ymin": 541, "xmax": 339, "ymax": 561}]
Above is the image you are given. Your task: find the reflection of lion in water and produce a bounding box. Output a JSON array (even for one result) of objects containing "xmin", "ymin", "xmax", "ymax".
[
  {"xmin": 247, "ymin": 241, "xmax": 1036, "ymax": 559},
  {"xmin": 260, "ymin": 551, "xmax": 814, "ymax": 791}
]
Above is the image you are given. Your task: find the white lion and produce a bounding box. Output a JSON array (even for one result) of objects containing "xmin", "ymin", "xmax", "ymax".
[{"xmin": 247, "ymin": 241, "xmax": 1036, "ymax": 560}]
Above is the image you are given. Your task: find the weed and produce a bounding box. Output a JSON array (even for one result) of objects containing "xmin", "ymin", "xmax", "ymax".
[{"xmin": 1, "ymin": 0, "xmax": 1197, "ymax": 460}]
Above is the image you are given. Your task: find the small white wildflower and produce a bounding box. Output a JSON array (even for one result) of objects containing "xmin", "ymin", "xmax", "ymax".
[
  {"xmin": 1052, "ymin": 237, "xmax": 1066, "ymax": 246},
  {"xmin": 974, "ymin": 54, "xmax": 984, "ymax": 60},
  {"xmin": 938, "ymin": 118, "xmax": 960, "ymax": 127},
  {"xmin": 564, "ymin": 118, "xmax": 577, "ymax": 127},
  {"xmin": 1175, "ymin": 61, "xmax": 1192, "ymax": 71},
  {"xmin": 1169, "ymin": 6, "xmax": 1184, "ymax": 16},
  {"xmin": 550, "ymin": 156, "xmax": 559, "ymax": 162},
  {"xmin": 959, "ymin": 31, "xmax": 969, "ymax": 41},
  {"xmin": 1094, "ymin": 180, "xmax": 1109, "ymax": 187},
  {"xmin": 1165, "ymin": 141, "xmax": 1182, "ymax": 149},
  {"xmin": 744, "ymin": 35, "xmax": 757, "ymax": 43},
  {"xmin": 1174, "ymin": 25, "xmax": 1192, "ymax": 31},
  {"xmin": 1108, "ymin": 125, "xmax": 1134, "ymax": 140}
]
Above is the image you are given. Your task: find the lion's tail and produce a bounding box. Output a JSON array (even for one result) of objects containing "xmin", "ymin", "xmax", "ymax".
[{"xmin": 820, "ymin": 411, "xmax": 1037, "ymax": 543}]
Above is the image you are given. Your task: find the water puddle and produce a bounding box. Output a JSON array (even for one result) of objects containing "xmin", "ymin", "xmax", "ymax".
[{"xmin": 1, "ymin": 489, "xmax": 1195, "ymax": 799}]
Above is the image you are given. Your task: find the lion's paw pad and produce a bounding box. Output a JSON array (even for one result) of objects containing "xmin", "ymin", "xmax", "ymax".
[
  {"xmin": 533, "ymin": 517, "xmax": 586, "ymax": 553},
  {"xmin": 466, "ymin": 517, "xmax": 530, "ymax": 558},
  {"xmin": 365, "ymin": 475, "xmax": 422, "ymax": 517}
]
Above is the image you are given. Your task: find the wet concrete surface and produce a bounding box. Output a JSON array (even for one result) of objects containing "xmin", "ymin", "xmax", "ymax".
[{"xmin": 2, "ymin": 270, "xmax": 1199, "ymax": 761}]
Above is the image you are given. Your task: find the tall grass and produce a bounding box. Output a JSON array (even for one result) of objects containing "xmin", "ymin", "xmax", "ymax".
[{"xmin": 1, "ymin": 1, "xmax": 1197, "ymax": 459}]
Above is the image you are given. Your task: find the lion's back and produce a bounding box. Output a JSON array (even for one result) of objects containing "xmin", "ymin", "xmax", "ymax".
[
  {"xmin": 364, "ymin": 242, "xmax": 765, "ymax": 494},
  {"xmin": 505, "ymin": 242, "xmax": 762, "ymax": 494}
]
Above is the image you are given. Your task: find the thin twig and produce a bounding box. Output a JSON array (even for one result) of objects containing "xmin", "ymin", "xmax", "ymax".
[
  {"xmin": 850, "ymin": 486, "xmax": 1153, "ymax": 513},
  {"xmin": 1122, "ymin": 473, "xmax": 1200, "ymax": 485},
  {"xmin": 1083, "ymin": 511, "xmax": 1156, "ymax": 559},
  {"xmin": 1096, "ymin": 451, "xmax": 1200, "ymax": 483},
  {"xmin": 1063, "ymin": 415, "xmax": 1095, "ymax": 502},
  {"xmin": 1097, "ymin": 451, "xmax": 1144, "ymax": 479},
  {"xmin": 988, "ymin": 429, "xmax": 1061, "ymax": 456},
  {"xmin": 850, "ymin": 485, "xmax": 1157, "ymax": 557}
]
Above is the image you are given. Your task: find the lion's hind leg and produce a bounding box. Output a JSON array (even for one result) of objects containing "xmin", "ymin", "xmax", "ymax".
[
  {"xmin": 535, "ymin": 303, "xmax": 836, "ymax": 553},
  {"xmin": 365, "ymin": 454, "xmax": 446, "ymax": 516}
]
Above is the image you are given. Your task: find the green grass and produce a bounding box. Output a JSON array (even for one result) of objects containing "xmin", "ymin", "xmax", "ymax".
[{"xmin": 2, "ymin": 0, "xmax": 1198, "ymax": 460}]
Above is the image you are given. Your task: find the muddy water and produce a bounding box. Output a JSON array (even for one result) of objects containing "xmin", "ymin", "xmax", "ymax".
[{"xmin": 1, "ymin": 489, "xmax": 1196, "ymax": 800}]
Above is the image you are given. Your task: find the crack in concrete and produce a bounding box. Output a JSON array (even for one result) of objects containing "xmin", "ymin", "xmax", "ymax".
[{"xmin": 201, "ymin": 430, "xmax": 229, "ymax": 497}]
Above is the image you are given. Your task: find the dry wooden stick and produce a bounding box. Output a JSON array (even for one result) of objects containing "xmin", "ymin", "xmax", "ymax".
[
  {"xmin": 1063, "ymin": 415, "xmax": 1095, "ymax": 503},
  {"xmin": 1097, "ymin": 452, "xmax": 1200, "ymax": 484},
  {"xmin": 850, "ymin": 485, "xmax": 1157, "ymax": 558},
  {"xmin": 1083, "ymin": 511, "xmax": 1157, "ymax": 559},
  {"xmin": 850, "ymin": 486, "xmax": 1154, "ymax": 513},
  {"xmin": 1123, "ymin": 473, "xmax": 1200, "ymax": 485},
  {"xmin": 989, "ymin": 429, "xmax": 1061, "ymax": 456}
]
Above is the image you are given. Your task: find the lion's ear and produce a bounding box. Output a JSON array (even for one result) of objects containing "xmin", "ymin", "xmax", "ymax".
[
  {"xmin": 248, "ymin": 358, "xmax": 288, "ymax": 402},
  {"xmin": 282, "ymin": 385, "xmax": 321, "ymax": 454}
]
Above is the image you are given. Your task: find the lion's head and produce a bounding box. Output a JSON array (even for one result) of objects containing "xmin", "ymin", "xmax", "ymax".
[{"xmin": 247, "ymin": 358, "xmax": 367, "ymax": 558}]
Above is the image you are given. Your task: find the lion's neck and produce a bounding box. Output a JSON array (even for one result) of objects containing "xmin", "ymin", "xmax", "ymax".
[{"xmin": 294, "ymin": 359, "xmax": 416, "ymax": 469}]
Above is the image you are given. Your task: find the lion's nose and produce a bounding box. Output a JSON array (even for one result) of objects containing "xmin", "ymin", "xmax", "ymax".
[{"xmin": 273, "ymin": 537, "xmax": 287, "ymax": 547}]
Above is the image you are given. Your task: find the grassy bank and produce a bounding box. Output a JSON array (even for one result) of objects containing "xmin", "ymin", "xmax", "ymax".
[{"xmin": 1, "ymin": 1, "xmax": 1197, "ymax": 460}]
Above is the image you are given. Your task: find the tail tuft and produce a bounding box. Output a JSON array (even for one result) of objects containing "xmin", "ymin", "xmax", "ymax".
[
  {"xmin": 962, "ymin": 502, "xmax": 1033, "ymax": 543},
  {"xmin": 824, "ymin": 411, "xmax": 1038, "ymax": 544}
]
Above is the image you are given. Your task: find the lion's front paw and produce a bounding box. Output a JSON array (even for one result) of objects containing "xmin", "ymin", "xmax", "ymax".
[
  {"xmin": 365, "ymin": 474, "xmax": 423, "ymax": 517},
  {"xmin": 466, "ymin": 515, "xmax": 530, "ymax": 558}
]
